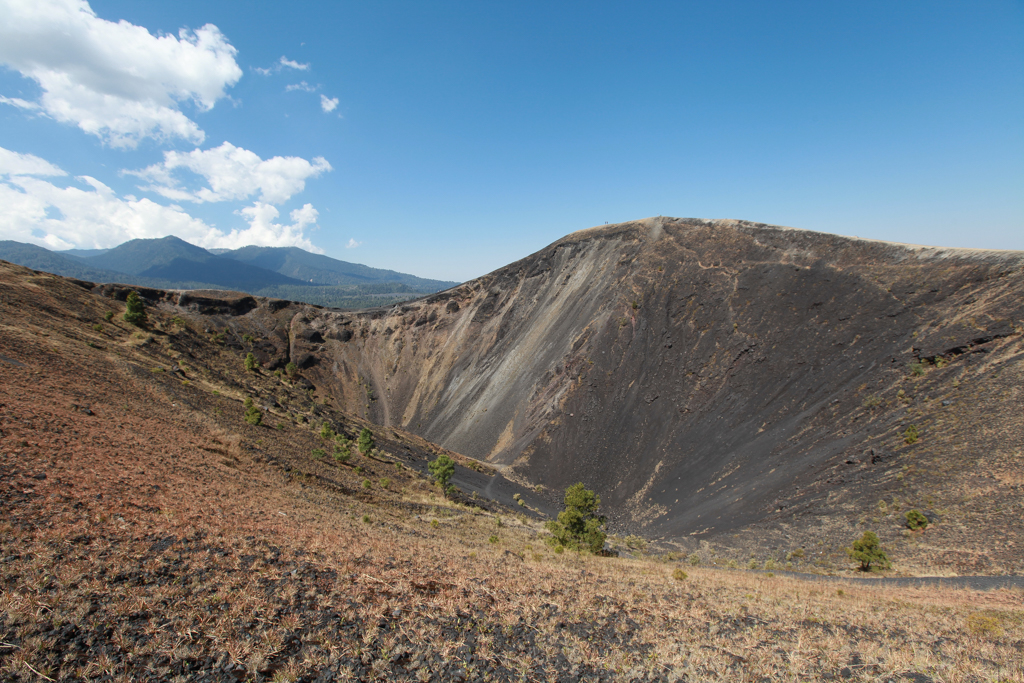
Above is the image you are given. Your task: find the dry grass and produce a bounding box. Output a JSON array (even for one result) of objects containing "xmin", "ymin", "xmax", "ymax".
[{"xmin": 0, "ymin": 263, "xmax": 1022, "ymax": 681}]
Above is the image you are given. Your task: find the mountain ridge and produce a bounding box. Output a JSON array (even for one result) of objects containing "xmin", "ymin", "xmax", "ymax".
[
  {"xmin": 0, "ymin": 236, "xmax": 458, "ymax": 309},
  {"xmin": 267, "ymin": 216, "xmax": 1023, "ymax": 571}
]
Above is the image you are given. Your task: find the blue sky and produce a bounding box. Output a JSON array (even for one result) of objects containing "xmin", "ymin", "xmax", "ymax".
[{"xmin": 1, "ymin": 1, "xmax": 1021, "ymax": 281}]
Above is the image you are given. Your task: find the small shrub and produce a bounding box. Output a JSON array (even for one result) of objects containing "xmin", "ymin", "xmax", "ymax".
[
  {"xmin": 764, "ymin": 559, "xmax": 778, "ymax": 571},
  {"xmin": 274, "ymin": 369, "xmax": 283, "ymax": 377},
  {"xmin": 846, "ymin": 531, "xmax": 891, "ymax": 571},
  {"xmin": 333, "ymin": 444, "xmax": 350, "ymax": 463},
  {"xmin": 748, "ymin": 558, "xmax": 759, "ymax": 570},
  {"xmin": 123, "ymin": 291, "xmax": 147, "ymax": 326},
  {"xmin": 285, "ymin": 362, "xmax": 298, "ymax": 378},
  {"xmin": 276, "ymin": 423, "xmax": 285, "ymax": 431},
  {"xmin": 905, "ymin": 509, "xmax": 929, "ymax": 530},
  {"xmin": 862, "ymin": 394, "xmax": 882, "ymax": 409},
  {"xmin": 489, "ymin": 535, "xmax": 499, "ymax": 544},
  {"xmin": 545, "ymin": 483, "xmax": 607, "ymax": 554},
  {"xmin": 910, "ymin": 362, "xmax": 925, "ymax": 377},
  {"xmin": 428, "ymin": 454, "xmax": 456, "ymax": 498},
  {"xmin": 320, "ymin": 423, "xmax": 335, "ymax": 441},
  {"xmin": 358, "ymin": 428, "xmax": 375, "ymax": 455},
  {"xmin": 688, "ymin": 553, "xmax": 701, "ymax": 566},
  {"xmin": 244, "ymin": 353, "xmax": 259, "ymax": 372},
  {"xmin": 362, "ymin": 479, "xmax": 371, "ymax": 490},
  {"xmin": 362, "ymin": 514, "xmax": 370, "ymax": 524},
  {"xmin": 431, "ymin": 520, "xmax": 439, "ymax": 529},
  {"xmin": 244, "ymin": 397, "xmax": 254, "ymax": 408},
  {"xmin": 967, "ymin": 612, "xmax": 1004, "ymax": 637},
  {"xmin": 672, "ymin": 568, "xmax": 687, "ymax": 581},
  {"xmin": 244, "ymin": 405, "xmax": 262, "ymax": 426},
  {"xmin": 787, "ymin": 548, "xmax": 805, "ymax": 560},
  {"xmin": 92, "ymin": 323, "xmax": 103, "ymax": 332},
  {"xmin": 103, "ymin": 311, "xmax": 114, "ymax": 321},
  {"xmin": 904, "ymin": 424, "xmax": 919, "ymax": 445},
  {"xmin": 625, "ymin": 534, "xmax": 647, "ymax": 551},
  {"xmin": 311, "ymin": 448, "xmax": 326, "ymax": 460},
  {"xmin": 242, "ymin": 333, "xmax": 255, "ymax": 344},
  {"xmin": 379, "ymin": 477, "xmax": 390, "ymax": 489},
  {"xmin": 355, "ymin": 465, "xmax": 364, "ymax": 474}
]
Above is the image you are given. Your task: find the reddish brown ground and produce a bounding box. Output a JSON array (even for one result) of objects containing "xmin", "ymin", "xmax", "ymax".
[{"xmin": 0, "ymin": 262, "xmax": 1022, "ymax": 682}]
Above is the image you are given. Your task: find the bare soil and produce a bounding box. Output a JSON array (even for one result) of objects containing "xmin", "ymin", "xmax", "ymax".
[{"xmin": 1, "ymin": 261, "xmax": 1022, "ymax": 682}]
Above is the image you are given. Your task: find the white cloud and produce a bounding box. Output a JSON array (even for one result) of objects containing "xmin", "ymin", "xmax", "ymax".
[
  {"xmin": 0, "ymin": 95, "xmax": 40, "ymax": 111},
  {"xmin": 0, "ymin": 147, "xmax": 67, "ymax": 177},
  {"xmin": 285, "ymin": 81, "xmax": 317, "ymax": 93},
  {"xmin": 127, "ymin": 141, "xmax": 332, "ymax": 205},
  {"xmin": 346, "ymin": 238, "xmax": 362, "ymax": 249},
  {"xmin": 0, "ymin": 145, "xmax": 324, "ymax": 252},
  {"xmin": 321, "ymin": 95, "xmax": 339, "ymax": 113},
  {"xmin": 279, "ymin": 56, "xmax": 309, "ymax": 71},
  {"xmin": 219, "ymin": 202, "xmax": 322, "ymax": 251},
  {"xmin": 0, "ymin": 0, "xmax": 242, "ymax": 148},
  {"xmin": 255, "ymin": 55, "xmax": 310, "ymax": 75}
]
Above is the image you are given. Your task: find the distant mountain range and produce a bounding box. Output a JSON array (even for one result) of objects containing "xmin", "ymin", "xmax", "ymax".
[{"xmin": 0, "ymin": 236, "xmax": 458, "ymax": 309}]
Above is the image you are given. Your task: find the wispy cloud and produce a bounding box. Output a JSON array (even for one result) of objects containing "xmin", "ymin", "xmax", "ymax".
[
  {"xmin": 0, "ymin": 147, "xmax": 67, "ymax": 177},
  {"xmin": 285, "ymin": 81, "xmax": 318, "ymax": 93},
  {"xmin": 0, "ymin": 0, "xmax": 241, "ymax": 148},
  {"xmin": 279, "ymin": 56, "xmax": 309, "ymax": 71},
  {"xmin": 256, "ymin": 55, "xmax": 310, "ymax": 75},
  {"xmin": 346, "ymin": 238, "xmax": 362, "ymax": 249},
  {"xmin": 321, "ymin": 95, "xmax": 339, "ymax": 113}
]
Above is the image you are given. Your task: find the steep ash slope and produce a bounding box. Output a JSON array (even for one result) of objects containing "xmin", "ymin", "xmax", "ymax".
[{"xmin": 291, "ymin": 218, "xmax": 1024, "ymax": 557}]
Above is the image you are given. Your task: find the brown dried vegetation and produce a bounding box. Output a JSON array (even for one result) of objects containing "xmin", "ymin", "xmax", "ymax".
[{"xmin": 0, "ymin": 262, "xmax": 1022, "ymax": 682}]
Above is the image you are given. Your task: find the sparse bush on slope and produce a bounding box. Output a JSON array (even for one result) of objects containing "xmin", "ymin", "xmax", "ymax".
[
  {"xmin": 847, "ymin": 531, "xmax": 891, "ymax": 571},
  {"xmin": 546, "ymin": 483, "xmax": 606, "ymax": 554},
  {"xmin": 428, "ymin": 454, "xmax": 456, "ymax": 497},
  {"xmin": 905, "ymin": 509, "xmax": 929, "ymax": 530},
  {"xmin": 358, "ymin": 427, "xmax": 374, "ymax": 455},
  {"xmin": 123, "ymin": 291, "xmax": 147, "ymax": 326}
]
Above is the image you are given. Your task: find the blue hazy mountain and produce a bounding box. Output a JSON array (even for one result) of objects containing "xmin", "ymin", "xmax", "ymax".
[{"xmin": 0, "ymin": 237, "xmax": 458, "ymax": 308}]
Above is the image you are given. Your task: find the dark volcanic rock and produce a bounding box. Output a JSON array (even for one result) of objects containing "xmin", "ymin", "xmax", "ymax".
[
  {"xmin": 141, "ymin": 218, "xmax": 1023, "ymax": 543},
  {"xmin": 176, "ymin": 290, "xmax": 259, "ymax": 316},
  {"xmin": 285, "ymin": 218, "xmax": 1023, "ymax": 539}
]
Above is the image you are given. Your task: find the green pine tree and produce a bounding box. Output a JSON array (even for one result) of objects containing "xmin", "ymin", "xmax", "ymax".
[
  {"xmin": 428, "ymin": 454, "xmax": 456, "ymax": 497},
  {"xmin": 123, "ymin": 291, "xmax": 147, "ymax": 326},
  {"xmin": 357, "ymin": 427, "xmax": 374, "ymax": 455},
  {"xmin": 545, "ymin": 483, "xmax": 607, "ymax": 554},
  {"xmin": 847, "ymin": 531, "xmax": 891, "ymax": 571}
]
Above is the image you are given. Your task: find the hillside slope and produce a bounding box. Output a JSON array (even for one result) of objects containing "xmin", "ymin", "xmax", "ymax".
[
  {"xmin": 1, "ymin": 258, "xmax": 1022, "ymax": 682},
  {"xmin": 282, "ymin": 217, "xmax": 1024, "ymax": 571}
]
